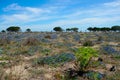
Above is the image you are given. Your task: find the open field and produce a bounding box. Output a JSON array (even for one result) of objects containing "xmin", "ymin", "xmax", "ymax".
[{"xmin": 0, "ymin": 32, "xmax": 120, "ymax": 80}]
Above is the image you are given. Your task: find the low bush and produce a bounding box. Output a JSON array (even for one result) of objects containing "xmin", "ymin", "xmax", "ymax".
[
  {"xmin": 83, "ymin": 40, "xmax": 94, "ymax": 46},
  {"xmin": 23, "ymin": 37, "xmax": 39, "ymax": 46}
]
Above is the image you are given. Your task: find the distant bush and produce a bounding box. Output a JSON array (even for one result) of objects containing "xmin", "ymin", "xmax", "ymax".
[
  {"xmin": 83, "ymin": 40, "xmax": 94, "ymax": 46},
  {"xmin": 1, "ymin": 30, "xmax": 6, "ymax": 33},
  {"xmin": 6, "ymin": 26, "xmax": 21, "ymax": 32},
  {"xmin": 23, "ymin": 37, "xmax": 39, "ymax": 46},
  {"xmin": 53, "ymin": 27, "xmax": 63, "ymax": 32},
  {"xmin": 26, "ymin": 28, "xmax": 31, "ymax": 32}
]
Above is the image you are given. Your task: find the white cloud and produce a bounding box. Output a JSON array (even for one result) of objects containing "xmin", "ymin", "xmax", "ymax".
[
  {"xmin": 1, "ymin": 3, "xmax": 54, "ymax": 25},
  {"xmin": 3, "ymin": 3, "xmax": 23, "ymax": 11},
  {"xmin": 104, "ymin": 0, "xmax": 120, "ymax": 7},
  {"xmin": 25, "ymin": 7, "xmax": 42, "ymax": 14}
]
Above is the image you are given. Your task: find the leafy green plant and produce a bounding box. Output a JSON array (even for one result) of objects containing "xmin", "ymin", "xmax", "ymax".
[{"xmin": 75, "ymin": 47, "xmax": 98, "ymax": 71}]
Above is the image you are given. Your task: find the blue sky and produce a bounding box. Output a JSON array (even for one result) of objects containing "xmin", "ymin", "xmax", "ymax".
[{"xmin": 0, "ymin": 0, "xmax": 120, "ymax": 31}]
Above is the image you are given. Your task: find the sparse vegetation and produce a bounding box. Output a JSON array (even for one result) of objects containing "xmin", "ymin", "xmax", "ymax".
[{"xmin": 0, "ymin": 30, "xmax": 120, "ymax": 80}]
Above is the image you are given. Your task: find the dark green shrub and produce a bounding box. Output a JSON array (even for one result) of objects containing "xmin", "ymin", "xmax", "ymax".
[{"xmin": 83, "ymin": 40, "xmax": 94, "ymax": 46}]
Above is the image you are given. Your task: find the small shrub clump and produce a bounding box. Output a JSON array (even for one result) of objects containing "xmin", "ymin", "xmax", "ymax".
[
  {"xmin": 23, "ymin": 37, "xmax": 39, "ymax": 46},
  {"xmin": 83, "ymin": 40, "xmax": 94, "ymax": 46}
]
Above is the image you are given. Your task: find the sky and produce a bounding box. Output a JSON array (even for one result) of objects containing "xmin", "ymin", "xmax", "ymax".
[{"xmin": 0, "ymin": 0, "xmax": 120, "ymax": 31}]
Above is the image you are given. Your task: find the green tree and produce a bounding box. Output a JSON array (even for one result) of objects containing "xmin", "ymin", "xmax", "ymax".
[
  {"xmin": 87, "ymin": 27, "xmax": 93, "ymax": 32},
  {"xmin": 26, "ymin": 28, "xmax": 31, "ymax": 32},
  {"xmin": 66, "ymin": 28, "xmax": 71, "ymax": 32},
  {"xmin": 100, "ymin": 27, "xmax": 111, "ymax": 32},
  {"xmin": 1, "ymin": 30, "xmax": 6, "ymax": 33},
  {"xmin": 71, "ymin": 27, "xmax": 79, "ymax": 32},
  {"xmin": 92, "ymin": 27, "xmax": 100, "ymax": 31},
  {"xmin": 111, "ymin": 25, "xmax": 120, "ymax": 32},
  {"xmin": 6, "ymin": 26, "xmax": 21, "ymax": 32},
  {"xmin": 53, "ymin": 27, "xmax": 63, "ymax": 32}
]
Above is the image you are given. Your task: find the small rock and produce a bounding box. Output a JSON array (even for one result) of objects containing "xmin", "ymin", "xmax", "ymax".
[{"xmin": 24, "ymin": 66, "xmax": 29, "ymax": 69}]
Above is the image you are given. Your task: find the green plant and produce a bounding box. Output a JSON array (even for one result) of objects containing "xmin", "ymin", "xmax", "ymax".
[
  {"xmin": 75, "ymin": 47, "xmax": 98, "ymax": 71},
  {"xmin": 83, "ymin": 40, "xmax": 94, "ymax": 46}
]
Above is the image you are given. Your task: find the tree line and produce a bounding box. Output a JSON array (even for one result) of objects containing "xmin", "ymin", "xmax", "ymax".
[
  {"xmin": 87, "ymin": 25, "xmax": 120, "ymax": 32},
  {"xmin": 1, "ymin": 26, "xmax": 32, "ymax": 33},
  {"xmin": 1, "ymin": 25, "xmax": 120, "ymax": 33}
]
